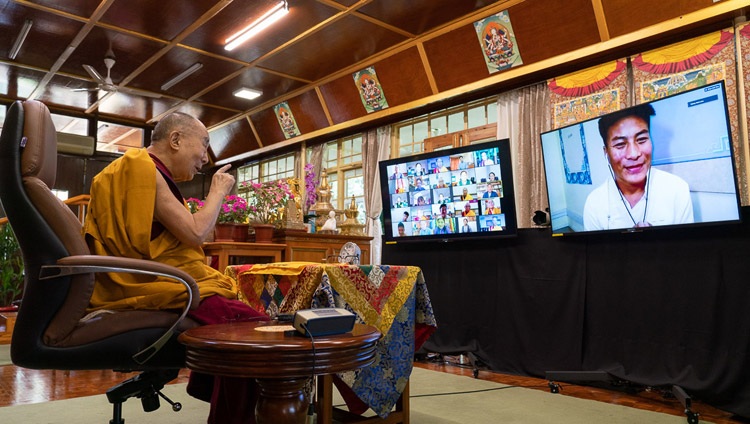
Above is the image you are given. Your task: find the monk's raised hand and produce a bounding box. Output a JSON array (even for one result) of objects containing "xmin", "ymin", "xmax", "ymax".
[{"xmin": 211, "ymin": 164, "xmax": 236, "ymax": 196}]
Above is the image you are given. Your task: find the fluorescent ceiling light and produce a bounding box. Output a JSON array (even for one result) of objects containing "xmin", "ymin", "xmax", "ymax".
[
  {"xmin": 160, "ymin": 62, "xmax": 203, "ymax": 91},
  {"xmin": 233, "ymin": 87, "xmax": 263, "ymax": 100},
  {"xmin": 9, "ymin": 19, "xmax": 33, "ymax": 60},
  {"xmin": 224, "ymin": 1, "xmax": 288, "ymax": 52}
]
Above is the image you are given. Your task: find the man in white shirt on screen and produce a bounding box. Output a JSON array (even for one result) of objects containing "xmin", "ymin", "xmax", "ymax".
[{"xmin": 583, "ymin": 103, "xmax": 693, "ymax": 231}]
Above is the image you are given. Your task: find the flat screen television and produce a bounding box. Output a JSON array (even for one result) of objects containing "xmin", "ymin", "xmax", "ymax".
[
  {"xmin": 540, "ymin": 80, "xmax": 742, "ymax": 236},
  {"xmin": 379, "ymin": 139, "xmax": 517, "ymax": 243}
]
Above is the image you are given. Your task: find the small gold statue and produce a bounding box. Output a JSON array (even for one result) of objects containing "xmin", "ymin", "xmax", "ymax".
[
  {"xmin": 312, "ymin": 168, "xmax": 335, "ymax": 229},
  {"xmin": 339, "ymin": 195, "xmax": 366, "ymax": 236},
  {"xmin": 278, "ymin": 177, "xmax": 306, "ymax": 231}
]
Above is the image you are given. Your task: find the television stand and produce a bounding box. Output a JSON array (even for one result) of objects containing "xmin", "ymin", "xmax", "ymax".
[
  {"xmin": 419, "ymin": 351, "xmax": 486, "ymax": 378},
  {"xmin": 545, "ymin": 370, "xmax": 618, "ymax": 393},
  {"xmin": 545, "ymin": 371, "xmax": 699, "ymax": 424},
  {"xmin": 672, "ymin": 384, "xmax": 700, "ymax": 424}
]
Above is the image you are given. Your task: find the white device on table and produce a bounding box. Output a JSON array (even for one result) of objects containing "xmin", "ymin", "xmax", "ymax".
[{"xmin": 293, "ymin": 308, "xmax": 356, "ymax": 337}]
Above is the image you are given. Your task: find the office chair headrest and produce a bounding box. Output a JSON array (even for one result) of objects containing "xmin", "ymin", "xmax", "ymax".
[{"xmin": 21, "ymin": 100, "xmax": 58, "ymax": 188}]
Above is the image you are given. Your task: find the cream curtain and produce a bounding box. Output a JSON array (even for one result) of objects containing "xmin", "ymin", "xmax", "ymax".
[
  {"xmin": 362, "ymin": 126, "xmax": 391, "ymax": 264},
  {"xmin": 497, "ymin": 82, "xmax": 551, "ymax": 228}
]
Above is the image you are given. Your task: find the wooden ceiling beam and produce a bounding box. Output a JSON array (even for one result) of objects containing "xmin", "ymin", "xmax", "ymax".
[{"xmin": 591, "ymin": 0, "xmax": 611, "ymax": 42}]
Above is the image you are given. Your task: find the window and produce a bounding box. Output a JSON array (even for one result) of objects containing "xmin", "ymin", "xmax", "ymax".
[
  {"xmin": 397, "ymin": 120, "xmax": 427, "ymax": 157},
  {"xmin": 51, "ymin": 189, "xmax": 69, "ymax": 201},
  {"xmin": 2, "ymin": 108, "xmax": 146, "ymax": 155},
  {"xmin": 96, "ymin": 121, "xmax": 144, "ymax": 154},
  {"xmin": 51, "ymin": 113, "xmax": 87, "ymax": 136},
  {"xmin": 237, "ymin": 153, "xmax": 294, "ymax": 186},
  {"xmin": 238, "ymin": 163, "xmax": 260, "ymax": 186},
  {"xmin": 392, "ymin": 97, "xmax": 497, "ymax": 157},
  {"xmin": 322, "ymin": 135, "xmax": 366, "ymax": 224},
  {"xmin": 236, "ymin": 152, "xmax": 295, "ymax": 205},
  {"xmin": 260, "ymin": 153, "xmax": 295, "ymax": 182}
]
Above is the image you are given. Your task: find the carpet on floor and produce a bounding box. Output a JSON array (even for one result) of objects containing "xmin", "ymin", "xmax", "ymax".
[
  {"xmin": 0, "ymin": 366, "xmax": 707, "ymax": 423},
  {"xmin": 0, "ymin": 344, "xmax": 10, "ymax": 366}
]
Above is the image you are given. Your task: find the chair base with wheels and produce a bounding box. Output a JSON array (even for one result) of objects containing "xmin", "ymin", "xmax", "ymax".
[{"xmin": 106, "ymin": 369, "xmax": 182, "ymax": 424}]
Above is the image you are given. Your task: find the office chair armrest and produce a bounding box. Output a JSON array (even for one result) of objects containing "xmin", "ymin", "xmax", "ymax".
[
  {"xmin": 41, "ymin": 255, "xmax": 201, "ymax": 365},
  {"xmin": 47, "ymin": 255, "xmax": 200, "ymax": 310}
]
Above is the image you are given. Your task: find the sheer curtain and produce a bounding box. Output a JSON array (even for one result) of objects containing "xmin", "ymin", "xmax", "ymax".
[
  {"xmin": 497, "ymin": 82, "xmax": 552, "ymax": 227},
  {"xmin": 362, "ymin": 126, "xmax": 391, "ymax": 264}
]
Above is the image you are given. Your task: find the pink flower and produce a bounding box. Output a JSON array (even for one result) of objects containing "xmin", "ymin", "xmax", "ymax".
[{"xmin": 242, "ymin": 180, "xmax": 292, "ymax": 224}]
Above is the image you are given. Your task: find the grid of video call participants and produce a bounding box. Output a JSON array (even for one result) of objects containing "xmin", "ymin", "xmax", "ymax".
[{"xmin": 387, "ymin": 148, "xmax": 506, "ymax": 237}]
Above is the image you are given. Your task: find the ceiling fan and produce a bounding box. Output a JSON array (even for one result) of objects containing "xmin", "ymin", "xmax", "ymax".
[{"xmin": 73, "ymin": 47, "xmax": 161, "ymax": 99}]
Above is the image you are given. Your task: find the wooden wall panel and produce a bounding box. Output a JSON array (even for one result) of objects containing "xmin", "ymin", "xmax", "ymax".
[
  {"xmin": 320, "ymin": 46, "xmax": 434, "ymax": 124},
  {"xmin": 319, "ymin": 75, "xmax": 365, "ymax": 125},
  {"xmin": 602, "ymin": 0, "xmax": 717, "ymax": 38},
  {"xmin": 286, "ymin": 89, "xmax": 329, "ymax": 133},
  {"xmin": 507, "ymin": 0, "xmax": 600, "ymax": 65},
  {"xmin": 55, "ymin": 155, "xmax": 86, "ymax": 195},
  {"xmin": 423, "ymin": 0, "xmax": 601, "ymax": 93},
  {"xmin": 422, "ymin": 25, "xmax": 490, "ymax": 92},
  {"xmin": 250, "ymin": 108, "xmax": 286, "ymax": 146},
  {"xmin": 209, "ymin": 119, "xmax": 259, "ymax": 161},
  {"xmin": 82, "ymin": 156, "xmax": 117, "ymax": 195},
  {"xmin": 175, "ymin": 103, "xmax": 238, "ymax": 128},
  {"xmin": 372, "ymin": 47, "xmax": 434, "ymax": 105},
  {"xmin": 176, "ymin": 174, "xmax": 208, "ymax": 201}
]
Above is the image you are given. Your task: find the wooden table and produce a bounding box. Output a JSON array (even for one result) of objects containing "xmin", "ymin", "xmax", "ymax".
[
  {"xmin": 202, "ymin": 241, "xmax": 285, "ymax": 270},
  {"xmin": 179, "ymin": 321, "xmax": 380, "ymax": 424},
  {"xmin": 0, "ymin": 311, "xmax": 18, "ymax": 345},
  {"xmin": 228, "ymin": 263, "xmax": 437, "ymax": 422}
]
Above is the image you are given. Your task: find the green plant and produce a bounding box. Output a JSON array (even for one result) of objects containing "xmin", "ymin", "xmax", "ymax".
[{"xmin": 0, "ymin": 223, "xmax": 23, "ymax": 306}]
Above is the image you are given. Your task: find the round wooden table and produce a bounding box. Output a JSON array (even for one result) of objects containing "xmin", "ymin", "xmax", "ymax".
[{"xmin": 178, "ymin": 321, "xmax": 381, "ymax": 424}]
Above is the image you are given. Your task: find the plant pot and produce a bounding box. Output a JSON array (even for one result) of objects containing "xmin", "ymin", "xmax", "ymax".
[
  {"xmin": 232, "ymin": 224, "xmax": 249, "ymax": 242},
  {"xmin": 252, "ymin": 224, "xmax": 275, "ymax": 244},
  {"xmin": 214, "ymin": 223, "xmax": 235, "ymax": 242}
]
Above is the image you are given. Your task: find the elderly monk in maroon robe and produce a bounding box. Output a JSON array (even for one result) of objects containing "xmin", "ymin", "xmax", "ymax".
[{"xmin": 84, "ymin": 111, "xmax": 267, "ymax": 424}]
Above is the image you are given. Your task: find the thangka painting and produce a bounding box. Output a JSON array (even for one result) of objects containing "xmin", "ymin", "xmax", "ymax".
[
  {"xmin": 273, "ymin": 101, "xmax": 301, "ymax": 139},
  {"xmin": 639, "ymin": 63, "xmax": 726, "ymax": 102},
  {"xmin": 552, "ymin": 89, "xmax": 621, "ymax": 129},
  {"xmin": 353, "ymin": 66, "xmax": 388, "ymax": 113},
  {"xmin": 473, "ymin": 10, "xmax": 522, "ymax": 74},
  {"xmin": 632, "ymin": 27, "xmax": 745, "ymax": 204},
  {"xmin": 547, "ymin": 60, "xmax": 628, "ymax": 129}
]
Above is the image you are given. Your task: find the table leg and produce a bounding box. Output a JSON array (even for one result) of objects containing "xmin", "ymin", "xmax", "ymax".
[{"xmin": 255, "ymin": 377, "xmax": 309, "ymax": 424}]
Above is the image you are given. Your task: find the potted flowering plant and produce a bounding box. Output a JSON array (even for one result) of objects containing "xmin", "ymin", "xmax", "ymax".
[
  {"xmin": 241, "ymin": 180, "xmax": 292, "ymax": 243},
  {"xmin": 213, "ymin": 195, "xmax": 249, "ymax": 242},
  {"xmin": 218, "ymin": 195, "xmax": 249, "ymax": 224},
  {"xmin": 186, "ymin": 197, "xmax": 204, "ymax": 214},
  {"xmin": 185, "ymin": 196, "xmax": 249, "ymax": 242}
]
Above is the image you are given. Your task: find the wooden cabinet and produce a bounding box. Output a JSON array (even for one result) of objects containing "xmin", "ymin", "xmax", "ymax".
[
  {"xmin": 272, "ymin": 231, "xmax": 373, "ymax": 264},
  {"xmin": 423, "ymin": 123, "xmax": 498, "ymax": 152},
  {"xmin": 0, "ymin": 311, "xmax": 17, "ymax": 345}
]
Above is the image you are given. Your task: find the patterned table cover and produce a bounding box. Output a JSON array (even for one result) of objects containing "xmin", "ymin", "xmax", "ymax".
[{"xmin": 226, "ymin": 262, "xmax": 437, "ymax": 418}]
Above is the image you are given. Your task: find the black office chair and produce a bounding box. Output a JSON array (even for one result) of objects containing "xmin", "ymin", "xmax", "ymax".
[{"xmin": 0, "ymin": 100, "xmax": 200, "ymax": 423}]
